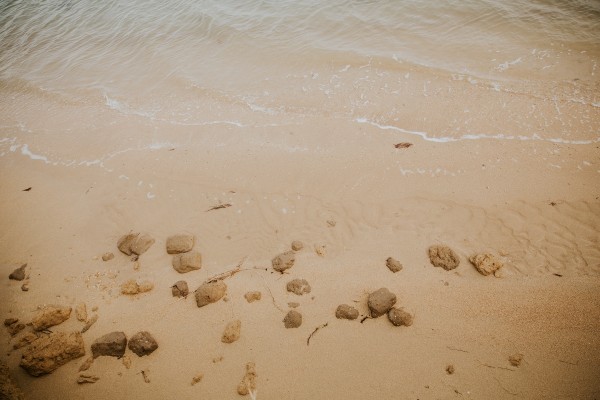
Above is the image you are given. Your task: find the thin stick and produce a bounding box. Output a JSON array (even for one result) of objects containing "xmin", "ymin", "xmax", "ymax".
[
  {"xmin": 203, "ymin": 257, "xmax": 248, "ymax": 284},
  {"xmin": 476, "ymin": 360, "xmax": 515, "ymax": 371},
  {"xmin": 206, "ymin": 203, "xmax": 232, "ymax": 212},
  {"xmin": 493, "ymin": 377, "xmax": 518, "ymax": 396},
  {"xmin": 307, "ymin": 322, "xmax": 328, "ymax": 346},
  {"xmin": 447, "ymin": 346, "xmax": 469, "ymax": 353},
  {"xmin": 559, "ymin": 359, "xmax": 578, "ymax": 366}
]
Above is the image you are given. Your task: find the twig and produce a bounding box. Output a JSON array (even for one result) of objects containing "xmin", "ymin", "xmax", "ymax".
[
  {"xmin": 254, "ymin": 269, "xmax": 285, "ymax": 312},
  {"xmin": 360, "ymin": 316, "xmax": 371, "ymax": 323},
  {"xmin": 559, "ymin": 359, "xmax": 578, "ymax": 366},
  {"xmin": 203, "ymin": 257, "xmax": 248, "ymax": 284},
  {"xmin": 447, "ymin": 346, "xmax": 469, "ymax": 353},
  {"xmin": 307, "ymin": 322, "xmax": 328, "ymax": 346},
  {"xmin": 476, "ymin": 360, "xmax": 515, "ymax": 371},
  {"xmin": 493, "ymin": 377, "xmax": 518, "ymax": 396},
  {"xmin": 206, "ymin": 203, "xmax": 232, "ymax": 212}
]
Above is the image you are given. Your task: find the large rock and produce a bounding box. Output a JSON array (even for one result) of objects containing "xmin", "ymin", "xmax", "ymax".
[
  {"xmin": 0, "ymin": 361, "xmax": 25, "ymax": 399},
  {"xmin": 283, "ymin": 310, "xmax": 302, "ymax": 328},
  {"xmin": 20, "ymin": 332, "xmax": 85, "ymax": 376},
  {"xmin": 9, "ymin": 264, "xmax": 27, "ymax": 281},
  {"xmin": 335, "ymin": 304, "xmax": 359, "ymax": 320},
  {"xmin": 172, "ymin": 251, "xmax": 202, "ymax": 273},
  {"xmin": 387, "ymin": 307, "xmax": 413, "ymax": 327},
  {"xmin": 272, "ymin": 251, "xmax": 295, "ymax": 273},
  {"xmin": 166, "ymin": 234, "xmax": 195, "ymax": 254},
  {"xmin": 91, "ymin": 332, "xmax": 127, "ymax": 358},
  {"xmin": 469, "ymin": 253, "xmax": 503, "ymax": 276},
  {"xmin": 286, "ymin": 279, "xmax": 311, "ymax": 295},
  {"xmin": 128, "ymin": 331, "xmax": 158, "ymax": 357},
  {"xmin": 194, "ymin": 281, "xmax": 227, "ymax": 307},
  {"xmin": 367, "ymin": 288, "xmax": 397, "ymax": 318},
  {"xmin": 428, "ymin": 245, "xmax": 460, "ymax": 271},
  {"xmin": 31, "ymin": 306, "xmax": 72, "ymax": 331},
  {"xmin": 221, "ymin": 320, "xmax": 241, "ymax": 343}
]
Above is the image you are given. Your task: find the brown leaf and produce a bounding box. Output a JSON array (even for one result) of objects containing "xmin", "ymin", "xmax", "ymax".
[
  {"xmin": 206, "ymin": 203, "xmax": 232, "ymax": 212},
  {"xmin": 394, "ymin": 143, "xmax": 413, "ymax": 149}
]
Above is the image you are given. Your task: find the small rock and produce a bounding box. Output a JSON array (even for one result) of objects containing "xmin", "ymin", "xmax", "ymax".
[
  {"xmin": 194, "ymin": 281, "xmax": 227, "ymax": 307},
  {"xmin": 7, "ymin": 323, "xmax": 25, "ymax": 336},
  {"xmin": 315, "ymin": 244, "xmax": 327, "ymax": 257},
  {"xmin": 9, "ymin": 264, "xmax": 27, "ymax": 281},
  {"xmin": 191, "ymin": 373, "xmax": 204, "ymax": 386},
  {"xmin": 172, "ymin": 281, "xmax": 189, "ymax": 298},
  {"xmin": 13, "ymin": 332, "xmax": 40, "ymax": 350},
  {"xmin": 141, "ymin": 369, "xmax": 150, "ymax": 383},
  {"xmin": 81, "ymin": 314, "xmax": 98, "ymax": 333},
  {"xmin": 288, "ymin": 302, "xmax": 300, "ymax": 308},
  {"xmin": 367, "ymin": 288, "xmax": 397, "ymax": 318},
  {"xmin": 286, "ymin": 279, "xmax": 311, "ymax": 295},
  {"xmin": 446, "ymin": 364, "xmax": 455, "ymax": 375},
  {"xmin": 387, "ymin": 307, "xmax": 413, "ymax": 327},
  {"xmin": 272, "ymin": 251, "xmax": 295, "ymax": 273},
  {"xmin": 244, "ymin": 291, "xmax": 261, "ymax": 303},
  {"xmin": 335, "ymin": 304, "xmax": 359, "ymax": 320},
  {"xmin": 120, "ymin": 279, "xmax": 154, "ymax": 295},
  {"xmin": 130, "ymin": 234, "xmax": 155, "ymax": 256},
  {"xmin": 101, "ymin": 252, "xmax": 114, "ymax": 261},
  {"xmin": 128, "ymin": 331, "xmax": 158, "ymax": 357},
  {"xmin": 428, "ymin": 245, "xmax": 460, "ymax": 271},
  {"xmin": 133, "ymin": 261, "xmax": 140, "ymax": 271},
  {"xmin": 291, "ymin": 241, "xmax": 304, "ymax": 251},
  {"xmin": 20, "ymin": 332, "xmax": 85, "ymax": 376},
  {"xmin": 0, "ymin": 361, "xmax": 25, "ymax": 400},
  {"xmin": 122, "ymin": 355, "xmax": 132, "ymax": 369},
  {"xmin": 75, "ymin": 303, "xmax": 87, "ymax": 322},
  {"xmin": 77, "ymin": 374, "xmax": 99, "ymax": 384},
  {"xmin": 4, "ymin": 318, "xmax": 18, "ymax": 326},
  {"xmin": 172, "ymin": 251, "xmax": 202, "ymax": 273},
  {"xmin": 326, "ymin": 219, "xmax": 336, "ymax": 227},
  {"xmin": 166, "ymin": 234, "xmax": 195, "ymax": 254},
  {"xmin": 78, "ymin": 356, "xmax": 94, "ymax": 372},
  {"xmin": 31, "ymin": 305, "xmax": 72, "ymax": 331},
  {"xmin": 91, "ymin": 331, "xmax": 127, "ymax": 358},
  {"xmin": 237, "ymin": 362, "xmax": 257, "ymax": 396},
  {"xmin": 509, "ymin": 353, "xmax": 523, "ymax": 367},
  {"xmin": 221, "ymin": 320, "xmax": 241, "ymax": 344},
  {"xmin": 283, "ymin": 310, "xmax": 302, "ymax": 328},
  {"xmin": 117, "ymin": 233, "xmax": 139, "ymax": 256},
  {"xmin": 20, "ymin": 283, "xmax": 29, "ymax": 292},
  {"xmin": 469, "ymin": 253, "xmax": 503, "ymax": 276},
  {"xmin": 386, "ymin": 257, "xmax": 403, "ymax": 273}
]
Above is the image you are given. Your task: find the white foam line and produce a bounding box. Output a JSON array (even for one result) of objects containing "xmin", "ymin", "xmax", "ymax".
[
  {"xmin": 19, "ymin": 144, "xmax": 51, "ymax": 163},
  {"xmin": 355, "ymin": 118, "xmax": 600, "ymax": 145}
]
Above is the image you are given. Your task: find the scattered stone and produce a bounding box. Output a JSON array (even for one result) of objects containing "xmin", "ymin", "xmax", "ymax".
[
  {"xmin": 387, "ymin": 307, "xmax": 413, "ymax": 327},
  {"xmin": 130, "ymin": 234, "xmax": 155, "ymax": 256},
  {"xmin": 509, "ymin": 353, "xmax": 523, "ymax": 367},
  {"xmin": 128, "ymin": 331, "xmax": 158, "ymax": 357},
  {"xmin": 221, "ymin": 320, "xmax": 241, "ymax": 344},
  {"xmin": 77, "ymin": 374, "xmax": 99, "ymax": 384},
  {"xmin": 81, "ymin": 314, "xmax": 98, "ymax": 333},
  {"xmin": 335, "ymin": 304, "xmax": 359, "ymax": 320},
  {"xmin": 91, "ymin": 332, "xmax": 127, "ymax": 358},
  {"xmin": 20, "ymin": 283, "xmax": 28, "ymax": 292},
  {"xmin": 271, "ymin": 251, "xmax": 295, "ymax": 273},
  {"xmin": 122, "ymin": 355, "xmax": 132, "ymax": 369},
  {"xmin": 78, "ymin": 356, "xmax": 94, "ymax": 372},
  {"xmin": 288, "ymin": 302, "xmax": 300, "ymax": 308},
  {"xmin": 7, "ymin": 323, "xmax": 25, "ymax": 337},
  {"xmin": 172, "ymin": 281, "xmax": 189, "ymax": 298},
  {"xmin": 0, "ymin": 361, "xmax": 25, "ymax": 400},
  {"xmin": 286, "ymin": 279, "xmax": 311, "ymax": 295},
  {"xmin": 4, "ymin": 318, "xmax": 18, "ymax": 326},
  {"xmin": 117, "ymin": 233, "xmax": 139, "ymax": 256},
  {"xmin": 367, "ymin": 288, "xmax": 397, "ymax": 318},
  {"xmin": 76, "ymin": 303, "xmax": 87, "ymax": 322},
  {"xmin": 20, "ymin": 332, "xmax": 85, "ymax": 376},
  {"xmin": 13, "ymin": 332, "xmax": 40, "ymax": 350},
  {"xmin": 9, "ymin": 264, "xmax": 27, "ymax": 281},
  {"xmin": 166, "ymin": 234, "xmax": 195, "ymax": 254},
  {"xmin": 191, "ymin": 373, "xmax": 204, "ymax": 386},
  {"xmin": 446, "ymin": 364, "xmax": 455, "ymax": 375},
  {"xmin": 102, "ymin": 252, "xmax": 114, "ymax": 262},
  {"xmin": 315, "ymin": 244, "xmax": 326, "ymax": 257},
  {"xmin": 172, "ymin": 251, "xmax": 202, "ymax": 273},
  {"xmin": 386, "ymin": 257, "xmax": 403, "ymax": 273},
  {"xmin": 283, "ymin": 310, "xmax": 302, "ymax": 328},
  {"xmin": 291, "ymin": 241, "xmax": 304, "ymax": 251},
  {"xmin": 244, "ymin": 291, "xmax": 261, "ymax": 303},
  {"xmin": 237, "ymin": 362, "xmax": 257, "ymax": 396},
  {"xmin": 469, "ymin": 253, "xmax": 504, "ymax": 276},
  {"xmin": 327, "ymin": 220, "xmax": 336, "ymax": 227},
  {"xmin": 31, "ymin": 305, "xmax": 72, "ymax": 331},
  {"xmin": 194, "ymin": 281, "xmax": 227, "ymax": 307},
  {"xmin": 120, "ymin": 279, "xmax": 154, "ymax": 295},
  {"xmin": 428, "ymin": 245, "xmax": 460, "ymax": 271}
]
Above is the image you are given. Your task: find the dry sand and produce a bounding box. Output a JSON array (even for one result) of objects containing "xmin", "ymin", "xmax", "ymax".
[{"xmin": 1, "ymin": 84, "xmax": 600, "ymax": 398}]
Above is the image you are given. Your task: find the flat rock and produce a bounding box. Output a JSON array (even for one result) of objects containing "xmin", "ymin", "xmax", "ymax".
[
  {"xmin": 172, "ymin": 251, "xmax": 202, "ymax": 273},
  {"xmin": 20, "ymin": 332, "xmax": 85, "ymax": 377},
  {"xmin": 77, "ymin": 374, "xmax": 100, "ymax": 384},
  {"xmin": 244, "ymin": 291, "xmax": 261, "ymax": 303},
  {"xmin": 387, "ymin": 307, "xmax": 413, "ymax": 327},
  {"xmin": 1, "ymin": 361, "xmax": 25, "ymax": 399},
  {"xmin": 117, "ymin": 233, "xmax": 139, "ymax": 256},
  {"xmin": 367, "ymin": 288, "xmax": 397, "ymax": 318},
  {"xmin": 9, "ymin": 264, "xmax": 27, "ymax": 281},
  {"xmin": 91, "ymin": 332, "xmax": 127, "ymax": 358},
  {"xmin": 78, "ymin": 356, "xmax": 94, "ymax": 372},
  {"xmin": 286, "ymin": 279, "xmax": 311, "ymax": 295},
  {"xmin": 335, "ymin": 304, "xmax": 359, "ymax": 320},
  {"xmin": 291, "ymin": 241, "xmax": 304, "ymax": 251},
  {"xmin": 120, "ymin": 279, "xmax": 153, "ymax": 295},
  {"xmin": 428, "ymin": 245, "xmax": 460, "ymax": 271},
  {"xmin": 469, "ymin": 253, "xmax": 503, "ymax": 276},
  {"xmin": 272, "ymin": 251, "xmax": 295, "ymax": 273},
  {"xmin": 194, "ymin": 281, "xmax": 227, "ymax": 307},
  {"xmin": 237, "ymin": 362, "xmax": 257, "ymax": 396},
  {"xmin": 128, "ymin": 331, "xmax": 158, "ymax": 357},
  {"xmin": 166, "ymin": 234, "xmax": 195, "ymax": 254},
  {"xmin": 386, "ymin": 257, "xmax": 403, "ymax": 273},
  {"xmin": 130, "ymin": 234, "xmax": 155, "ymax": 255},
  {"xmin": 283, "ymin": 310, "xmax": 302, "ymax": 328},
  {"xmin": 221, "ymin": 320, "xmax": 241, "ymax": 344},
  {"xmin": 101, "ymin": 252, "xmax": 114, "ymax": 261},
  {"xmin": 172, "ymin": 280, "xmax": 189, "ymax": 298},
  {"xmin": 31, "ymin": 306, "xmax": 72, "ymax": 331}
]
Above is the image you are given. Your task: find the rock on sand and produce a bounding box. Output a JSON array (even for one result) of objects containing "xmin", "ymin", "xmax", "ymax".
[
  {"xmin": 91, "ymin": 332, "xmax": 127, "ymax": 358},
  {"xmin": 272, "ymin": 251, "xmax": 295, "ymax": 273},
  {"xmin": 120, "ymin": 280, "xmax": 154, "ymax": 295},
  {"xmin": 367, "ymin": 288, "xmax": 397, "ymax": 318},
  {"xmin": 428, "ymin": 245, "xmax": 460, "ymax": 271},
  {"xmin": 283, "ymin": 310, "xmax": 302, "ymax": 328},
  {"xmin": 387, "ymin": 307, "xmax": 413, "ymax": 327},
  {"xmin": 291, "ymin": 241, "xmax": 304, "ymax": 251},
  {"xmin": 172, "ymin": 281, "xmax": 189, "ymax": 298},
  {"xmin": 172, "ymin": 251, "xmax": 202, "ymax": 273},
  {"xmin": 128, "ymin": 331, "xmax": 158, "ymax": 357},
  {"xmin": 195, "ymin": 281, "xmax": 227, "ymax": 307},
  {"xmin": 386, "ymin": 257, "xmax": 403, "ymax": 273},
  {"xmin": 469, "ymin": 253, "xmax": 503, "ymax": 276},
  {"xmin": 31, "ymin": 306, "xmax": 72, "ymax": 331},
  {"xmin": 221, "ymin": 320, "xmax": 241, "ymax": 344},
  {"xmin": 20, "ymin": 332, "xmax": 85, "ymax": 376},
  {"xmin": 237, "ymin": 362, "xmax": 257, "ymax": 396},
  {"xmin": 117, "ymin": 233, "xmax": 155, "ymax": 256},
  {"xmin": 9, "ymin": 264, "xmax": 27, "ymax": 281},
  {"xmin": 335, "ymin": 304, "xmax": 359, "ymax": 320},
  {"xmin": 286, "ymin": 279, "xmax": 311, "ymax": 295},
  {"xmin": 166, "ymin": 234, "xmax": 195, "ymax": 254},
  {"xmin": 244, "ymin": 291, "xmax": 261, "ymax": 303}
]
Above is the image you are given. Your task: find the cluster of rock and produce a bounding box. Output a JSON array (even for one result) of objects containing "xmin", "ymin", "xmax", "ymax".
[
  {"xmin": 427, "ymin": 244, "xmax": 504, "ymax": 276},
  {"xmin": 92, "ymin": 331, "xmax": 158, "ymax": 358}
]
